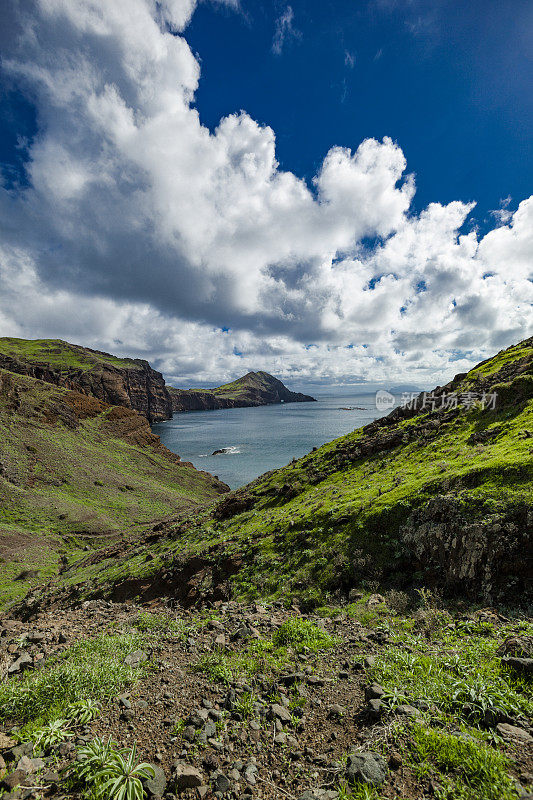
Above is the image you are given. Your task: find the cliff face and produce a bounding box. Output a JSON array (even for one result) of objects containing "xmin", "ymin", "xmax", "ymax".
[
  {"xmin": 0, "ymin": 339, "xmax": 173, "ymax": 423},
  {"xmin": 167, "ymin": 388, "xmax": 240, "ymax": 412},
  {"xmin": 168, "ymin": 371, "xmax": 316, "ymax": 413}
]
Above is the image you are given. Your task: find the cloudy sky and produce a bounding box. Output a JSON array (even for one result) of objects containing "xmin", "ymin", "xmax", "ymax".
[{"xmin": 0, "ymin": 0, "xmax": 531, "ymax": 389}]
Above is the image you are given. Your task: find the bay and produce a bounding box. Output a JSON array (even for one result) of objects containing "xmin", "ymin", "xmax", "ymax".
[{"xmin": 153, "ymin": 393, "xmax": 393, "ymax": 490}]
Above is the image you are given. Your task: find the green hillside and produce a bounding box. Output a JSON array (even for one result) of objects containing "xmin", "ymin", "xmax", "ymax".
[
  {"xmin": 37, "ymin": 336, "xmax": 532, "ymax": 610},
  {"xmin": 0, "ymin": 337, "xmax": 140, "ymax": 372},
  {"xmin": 212, "ymin": 370, "xmax": 295, "ymax": 398},
  {"xmin": 0, "ymin": 369, "xmax": 227, "ymax": 608},
  {"xmin": 168, "ymin": 370, "xmax": 315, "ymax": 411}
]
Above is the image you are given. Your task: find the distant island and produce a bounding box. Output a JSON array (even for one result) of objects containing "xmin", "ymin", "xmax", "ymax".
[{"xmin": 168, "ymin": 370, "xmax": 316, "ymax": 413}]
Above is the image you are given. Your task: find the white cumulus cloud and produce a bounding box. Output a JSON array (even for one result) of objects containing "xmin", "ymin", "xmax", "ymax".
[{"xmin": 0, "ymin": 0, "xmax": 531, "ymax": 388}]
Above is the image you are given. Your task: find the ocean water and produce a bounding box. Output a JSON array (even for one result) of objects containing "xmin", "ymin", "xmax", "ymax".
[{"xmin": 153, "ymin": 393, "xmax": 389, "ymax": 490}]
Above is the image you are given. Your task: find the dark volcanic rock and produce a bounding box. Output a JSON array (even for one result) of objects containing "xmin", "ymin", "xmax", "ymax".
[
  {"xmin": 400, "ymin": 496, "xmax": 532, "ymax": 602},
  {"xmin": 345, "ymin": 752, "xmax": 387, "ymax": 786}
]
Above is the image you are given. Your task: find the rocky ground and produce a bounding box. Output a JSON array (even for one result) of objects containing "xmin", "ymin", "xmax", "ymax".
[{"xmin": 0, "ymin": 595, "xmax": 531, "ymax": 800}]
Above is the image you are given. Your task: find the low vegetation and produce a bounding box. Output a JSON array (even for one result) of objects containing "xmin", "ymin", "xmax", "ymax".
[
  {"xmin": 0, "ymin": 633, "xmax": 147, "ymax": 730},
  {"xmin": 68, "ymin": 738, "xmax": 154, "ymax": 800},
  {"xmin": 0, "ymin": 368, "xmax": 226, "ymax": 609},
  {"xmin": 194, "ymin": 617, "xmax": 336, "ymax": 685},
  {"xmin": 33, "ymin": 337, "xmax": 531, "ymax": 615},
  {"xmin": 0, "ymin": 340, "xmax": 531, "ymax": 800},
  {"xmin": 398, "ymin": 722, "xmax": 519, "ymax": 800}
]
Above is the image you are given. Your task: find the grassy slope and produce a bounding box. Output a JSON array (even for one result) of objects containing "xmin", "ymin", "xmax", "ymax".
[
  {"xmin": 169, "ymin": 370, "xmax": 314, "ymax": 404},
  {"xmin": 0, "ymin": 337, "xmax": 141, "ymax": 371},
  {"xmin": 53, "ymin": 337, "xmax": 532, "ymax": 607},
  {"xmin": 0, "ymin": 369, "xmax": 226, "ymax": 608},
  {"xmin": 211, "ymin": 371, "xmax": 279, "ymax": 399},
  {"xmin": 0, "ymin": 337, "xmax": 140, "ymax": 370}
]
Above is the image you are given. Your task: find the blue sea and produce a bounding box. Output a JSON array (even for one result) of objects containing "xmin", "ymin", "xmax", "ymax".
[{"xmin": 153, "ymin": 393, "xmax": 390, "ymax": 490}]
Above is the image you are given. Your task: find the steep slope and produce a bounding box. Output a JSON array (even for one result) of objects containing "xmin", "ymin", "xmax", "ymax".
[
  {"xmin": 0, "ymin": 338, "xmax": 173, "ymax": 422},
  {"xmin": 168, "ymin": 370, "xmax": 316, "ymax": 412},
  {"xmin": 0, "ymin": 368, "xmax": 228, "ymax": 608},
  {"xmin": 41, "ymin": 336, "xmax": 532, "ymax": 610}
]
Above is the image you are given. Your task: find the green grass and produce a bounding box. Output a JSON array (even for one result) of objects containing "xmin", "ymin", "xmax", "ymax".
[
  {"xmin": 131, "ymin": 611, "xmax": 188, "ymax": 637},
  {"xmin": 466, "ymin": 339, "xmax": 533, "ymax": 382},
  {"xmin": 68, "ymin": 738, "xmax": 154, "ymax": 800},
  {"xmin": 0, "ymin": 337, "xmax": 141, "ymax": 371},
  {"xmin": 194, "ymin": 617, "xmax": 335, "ymax": 684},
  {"xmin": 399, "ymin": 722, "xmax": 520, "ymax": 800},
  {"xmin": 0, "ymin": 633, "xmax": 147, "ymax": 728},
  {"xmin": 8, "ymin": 336, "xmax": 532, "ymax": 613},
  {"xmin": 366, "ymin": 618, "xmax": 533, "ymax": 724},
  {"xmin": 337, "ymin": 784, "xmax": 384, "ymax": 800},
  {"xmin": 272, "ymin": 617, "xmax": 337, "ymax": 651},
  {"xmin": 0, "ymin": 369, "xmax": 225, "ymax": 610}
]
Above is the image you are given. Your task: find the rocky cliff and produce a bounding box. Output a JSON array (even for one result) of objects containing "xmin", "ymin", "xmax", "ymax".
[
  {"xmin": 169, "ymin": 370, "xmax": 316, "ymax": 413},
  {"xmin": 0, "ymin": 338, "xmax": 173, "ymax": 422},
  {"xmin": 167, "ymin": 388, "xmax": 241, "ymax": 412}
]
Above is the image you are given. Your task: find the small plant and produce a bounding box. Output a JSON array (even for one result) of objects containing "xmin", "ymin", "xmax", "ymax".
[
  {"xmin": 70, "ymin": 737, "xmax": 116, "ymax": 782},
  {"xmin": 416, "ymin": 587, "xmax": 439, "ymax": 609},
  {"xmin": 403, "ymin": 722, "xmax": 519, "ymax": 800},
  {"xmin": 0, "ymin": 633, "xmax": 147, "ymax": 725},
  {"xmin": 70, "ymin": 738, "xmax": 154, "ymax": 800},
  {"xmin": 93, "ymin": 742, "xmax": 154, "ymax": 800},
  {"xmin": 173, "ymin": 718, "xmax": 186, "ymax": 734},
  {"xmin": 131, "ymin": 612, "xmax": 185, "ymax": 638},
  {"xmin": 449, "ymin": 677, "xmax": 519, "ymax": 721},
  {"xmin": 234, "ymin": 691, "xmax": 256, "ymax": 719},
  {"xmin": 380, "ymin": 687, "xmax": 410, "ymax": 711},
  {"xmin": 34, "ymin": 718, "xmax": 73, "ymax": 751},
  {"xmin": 337, "ymin": 782, "xmax": 382, "ymax": 799},
  {"xmin": 385, "ymin": 589, "xmax": 410, "ymax": 614},
  {"xmin": 66, "ymin": 699, "xmax": 101, "ymax": 724}
]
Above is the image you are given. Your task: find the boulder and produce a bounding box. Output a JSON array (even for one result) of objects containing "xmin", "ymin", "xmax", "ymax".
[
  {"xmin": 0, "ymin": 770, "xmax": 26, "ymax": 792},
  {"xmin": 142, "ymin": 764, "xmax": 167, "ymax": 798},
  {"xmin": 173, "ymin": 763, "xmax": 204, "ymax": 790},
  {"xmin": 271, "ymin": 703, "xmax": 292, "ymax": 723},
  {"xmin": 124, "ymin": 649, "xmax": 148, "ymax": 667},
  {"xmin": 502, "ymin": 656, "xmax": 533, "ymax": 675},
  {"xmin": 368, "ymin": 699, "xmax": 384, "ymax": 719},
  {"xmin": 5, "ymin": 744, "xmax": 32, "ymax": 764},
  {"xmin": 7, "ymin": 653, "xmax": 33, "ymax": 675},
  {"xmin": 345, "ymin": 752, "xmax": 387, "ymax": 786},
  {"xmin": 213, "ymin": 773, "xmax": 231, "ymax": 793},
  {"xmin": 327, "ymin": 704, "xmax": 346, "ymax": 719},
  {"xmin": 0, "ymin": 735, "xmax": 15, "ymax": 751},
  {"xmin": 365, "ymin": 683, "xmax": 385, "ymax": 700},
  {"xmin": 496, "ymin": 723, "xmax": 533, "ymax": 744}
]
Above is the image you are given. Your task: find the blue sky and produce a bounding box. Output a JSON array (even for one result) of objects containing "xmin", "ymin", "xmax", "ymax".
[
  {"xmin": 187, "ymin": 0, "xmax": 532, "ymax": 225},
  {"xmin": 0, "ymin": 0, "xmax": 531, "ymax": 387},
  {"xmin": 2, "ymin": 0, "xmax": 531, "ymax": 222}
]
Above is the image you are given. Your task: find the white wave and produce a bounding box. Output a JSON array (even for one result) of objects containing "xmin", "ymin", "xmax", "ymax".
[{"xmin": 198, "ymin": 445, "xmax": 241, "ymax": 456}]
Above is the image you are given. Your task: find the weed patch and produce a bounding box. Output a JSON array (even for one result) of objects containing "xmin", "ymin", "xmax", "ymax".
[
  {"xmin": 195, "ymin": 619, "xmax": 335, "ymax": 684},
  {"xmin": 400, "ymin": 723, "xmax": 519, "ymax": 800},
  {"xmin": 0, "ymin": 633, "xmax": 147, "ymax": 726}
]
